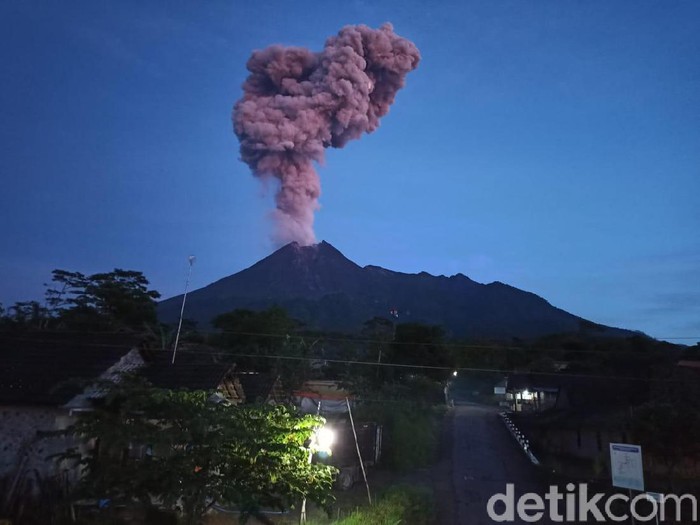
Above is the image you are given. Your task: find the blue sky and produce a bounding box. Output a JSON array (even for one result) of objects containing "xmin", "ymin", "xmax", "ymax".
[{"xmin": 1, "ymin": 1, "xmax": 698, "ymax": 342}]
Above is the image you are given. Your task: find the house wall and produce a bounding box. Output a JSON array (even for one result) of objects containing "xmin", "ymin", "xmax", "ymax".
[{"xmin": 0, "ymin": 405, "xmax": 77, "ymax": 480}]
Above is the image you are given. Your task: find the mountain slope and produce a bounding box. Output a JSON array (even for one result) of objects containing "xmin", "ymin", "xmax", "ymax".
[{"xmin": 158, "ymin": 241, "xmax": 631, "ymax": 339}]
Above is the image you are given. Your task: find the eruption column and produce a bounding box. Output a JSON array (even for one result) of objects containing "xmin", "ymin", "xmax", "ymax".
[{"xmin": 233, "ymin": 23, "xmax": 420, "ymax": 245}]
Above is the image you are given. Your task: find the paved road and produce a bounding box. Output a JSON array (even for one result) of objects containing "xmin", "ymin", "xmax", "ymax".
[{"xmin": 451, "ymin": 404, "xmax": 551, "ymax": 524}]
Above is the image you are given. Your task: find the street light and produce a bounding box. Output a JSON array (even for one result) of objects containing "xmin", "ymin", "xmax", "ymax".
[
  {"xmin": 315, "ymin": 427, "xmax": 336, "ymax": 454},
  {"xmin": 300, "ymin": 424, "xmax": 335, "ymax": 524}
]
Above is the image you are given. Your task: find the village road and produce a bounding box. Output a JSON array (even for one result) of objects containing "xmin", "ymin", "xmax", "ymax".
[{"xmin": 450, "ymin": 404, "xmax": 552, "ymax": 525}]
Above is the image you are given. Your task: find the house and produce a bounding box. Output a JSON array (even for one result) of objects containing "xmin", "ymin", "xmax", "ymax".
[
  {"xmin": 0, "ymin": 333, "xmax": 144, "ymax": 483},
  {"xmin": 0, "ymin": 334, "xmax": 309, "ymax": 525},
  {"xmin": 142, "ymin": 346, "xmax": 291, "ymax": 406},
  {"xmin": 0, "ymin": 336, "xmax": 300, "ymax": 483}
]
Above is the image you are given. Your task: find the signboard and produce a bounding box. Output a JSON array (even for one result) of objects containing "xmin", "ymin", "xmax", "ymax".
[
  {"xmin": 610, "ymin": 443, "xmax": 644, "ymax": 491},
  {"xmin": 494, "ymin": 386, "xmax": 506, "ymax": 395}
]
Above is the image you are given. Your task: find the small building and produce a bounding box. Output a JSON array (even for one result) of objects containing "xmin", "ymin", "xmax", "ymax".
[
  {"xmin": 504, "ymin": 374, "xmax": 563, "ymax": 412},
  {"xmin": 0, "ymin": 333, "xmax": 144, "ymax": 484},
  {"xmin": 143, "ymin": 347, "xmax": 287, "ymax": 406}
]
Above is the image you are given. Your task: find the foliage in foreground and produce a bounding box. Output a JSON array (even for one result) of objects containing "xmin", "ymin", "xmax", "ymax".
[
  {"xmin": 60, "ymin": 376, "xmax": 336, "ymax": 524},
  {"xmin": 314, "ymin": 485, "xmax": 433, "ymax": 525}
]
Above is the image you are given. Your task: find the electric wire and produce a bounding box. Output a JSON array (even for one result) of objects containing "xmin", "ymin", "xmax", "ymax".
[
  {"xmin": 0, "ymin": 327, "xmax": 695, "ymax": 357},
  {"xmin": 0, "ymin": 336, "xmax": 695, "ymax": 383}
]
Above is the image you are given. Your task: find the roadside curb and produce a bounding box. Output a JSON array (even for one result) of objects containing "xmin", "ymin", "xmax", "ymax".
[{"xmin": 499, "ymin": 412, "xmax": 540, "ymax": 466}]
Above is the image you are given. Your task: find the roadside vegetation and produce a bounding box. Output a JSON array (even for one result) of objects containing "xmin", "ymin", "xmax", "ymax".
[{"xmin": 309, "ymin": 485, "xmax": 433, "ymax": 525}]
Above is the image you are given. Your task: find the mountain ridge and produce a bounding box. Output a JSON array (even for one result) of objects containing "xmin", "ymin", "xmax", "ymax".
[{"xmin": 158, "ymin": 241, "xmax": 635, "ymax": 339}]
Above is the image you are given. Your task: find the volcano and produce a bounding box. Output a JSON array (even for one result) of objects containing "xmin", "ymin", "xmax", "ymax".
[{"xmin": 158, "ymin": 241, "xmax": 632, "ymax": 339}]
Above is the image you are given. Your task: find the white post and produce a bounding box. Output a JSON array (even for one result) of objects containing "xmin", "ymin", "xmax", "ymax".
[
  {"xmin": 300, "ymin": 401, "xmax": 321, "ymax": 524},
  {"xmin": 299, "ymin": 446, "xmax": 313, "ymax": 524},
  {"xmin": 171, "ymin": 255, "xmax": 195, "ymax": 364},
  {"xmin": 347, "ymin": 397, "xmax": 372, "ymax": 506}
]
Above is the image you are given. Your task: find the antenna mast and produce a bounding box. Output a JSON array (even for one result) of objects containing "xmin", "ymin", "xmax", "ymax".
[{"xmin": 171, "ymin": 255, "xmax": 196, "ymax": 364}]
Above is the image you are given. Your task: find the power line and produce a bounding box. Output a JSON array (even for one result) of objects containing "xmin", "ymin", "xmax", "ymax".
[
  {"xmin": 0, "ymin": 338, "xmax": 694, "ymax": 383},
  {"xmin": 2, "ymin": 322, "xmax": 699, "ymax": 343},
  {"xmin": 1, "ymin": 328, "xmax": 693, "ymax": 357}
]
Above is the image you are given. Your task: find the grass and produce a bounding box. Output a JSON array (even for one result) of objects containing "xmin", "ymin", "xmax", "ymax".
[{"xmin": 308, "ymin": 485, "xmax": 433, "ymax": 525}]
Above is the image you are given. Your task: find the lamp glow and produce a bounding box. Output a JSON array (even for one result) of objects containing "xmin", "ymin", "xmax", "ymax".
[{"xmin": 316, "ymin": 427, "xmax": 336, "ymax": 453}]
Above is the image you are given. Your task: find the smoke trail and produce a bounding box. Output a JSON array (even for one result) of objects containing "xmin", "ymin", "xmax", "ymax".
[{"xmin": 233, "ymin": 23, "xmax": 420, "ymax": 245}]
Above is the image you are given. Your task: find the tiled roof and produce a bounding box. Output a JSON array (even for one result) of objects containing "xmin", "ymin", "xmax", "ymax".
[{"xmin": 0, "ymin": 332, "xmax": 139, "ymax": 406}]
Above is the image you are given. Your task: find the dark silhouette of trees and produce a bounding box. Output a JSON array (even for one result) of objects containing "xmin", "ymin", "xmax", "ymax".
[
  {"xmin": 211, "ymin": 306, "xmax": 310, "ymax": 387},
  {"xmin": 390, "ymin": 323, "xmax": 454, "ymax": 380},
  {"xmin": 45, "ymin": 268, "xmax": 160, "ymax": 331}
]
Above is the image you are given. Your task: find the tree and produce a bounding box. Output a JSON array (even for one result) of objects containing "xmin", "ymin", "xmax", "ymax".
[
  {"xmin": 211, "ymin": 306, "xmax": 298, "ymax": 350},
  {"xmin": 335, "ymin": 317, "xmax": 396, "ymax": 390},
  {"xmin": 211, "ymin": 307, "xmax": 311, "ymax": 386},
  {"xmin": 361, "ymin": 317, "xmax": 395, "ymax": 362},
  {"xmin": 61, "ymin": 376, "xmax": 336, "ymax": 524},
  {"xmin": 0, "ymin": 300, "xmax": 50, "ymax": 329},
  {"xmin": 391, "ymin": 323, "xmax": 454, "ymax": 380},
  {"xmin": 46, "ymin": 269, "xmax": 160, "ymax": 331}
]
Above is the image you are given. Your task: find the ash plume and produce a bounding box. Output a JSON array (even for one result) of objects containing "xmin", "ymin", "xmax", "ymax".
[{"xmin": 233, "ymin": 23, "xmax": 420, "ymax": 246}]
